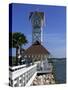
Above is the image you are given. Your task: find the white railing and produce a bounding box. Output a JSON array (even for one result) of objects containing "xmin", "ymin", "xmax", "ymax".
[
  {"xmin": 37, "ymin": 61, "xmax": 53, "ymax": 73},
  {"xmin": 9, "ymin": 60, "xmax": 53, "ymax": 87},
  {"xmin": 9, "ymin": 64, "xmax": 37, "ymax": 87},
  {"xmin": 9, "ymin": 64, "xmax": 26, "ymax": 71}
]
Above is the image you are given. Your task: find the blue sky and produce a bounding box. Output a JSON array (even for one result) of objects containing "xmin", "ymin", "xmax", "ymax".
[{"xmin": 11, "ymin": 3, "xmax": 66, "ymax": 58}]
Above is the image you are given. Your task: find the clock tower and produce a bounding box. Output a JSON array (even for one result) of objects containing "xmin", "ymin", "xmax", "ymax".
[{"xmin": 29, "ymin": 12, "xmax": 44, "ymax": 44}]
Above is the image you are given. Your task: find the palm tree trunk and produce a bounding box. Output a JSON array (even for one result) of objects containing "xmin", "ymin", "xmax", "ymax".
[
  {"xmin": 16, "ymin": 45, "xmax": 19, "ymax": 66},
  {"xmin": 20, "ymin": 45, "xmax": 22, "ymax": 65}
]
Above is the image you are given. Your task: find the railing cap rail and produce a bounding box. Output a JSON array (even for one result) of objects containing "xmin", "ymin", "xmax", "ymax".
[
  {"xmin": 9, "ymin": 64, "xmax": 26, "ymax": 70},
  {"xmin": 9, "ymin": 64, "xmax": 37, "ymax": 80}
]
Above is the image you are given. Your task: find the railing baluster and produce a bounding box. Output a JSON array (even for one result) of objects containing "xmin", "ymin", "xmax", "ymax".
[{"xmin": 9, "ymin": 64, "xmax": 37, "ymax": 87}]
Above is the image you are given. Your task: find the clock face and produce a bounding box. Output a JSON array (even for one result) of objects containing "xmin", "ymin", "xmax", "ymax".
[{"xmin": 33, "ymin": 15, "xmax": 41, "ymax": 26}]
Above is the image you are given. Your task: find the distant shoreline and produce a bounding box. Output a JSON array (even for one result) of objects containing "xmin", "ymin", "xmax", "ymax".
[{"xmin": 48, "ymin": 58, "xmax": 66, "ymax": 60}]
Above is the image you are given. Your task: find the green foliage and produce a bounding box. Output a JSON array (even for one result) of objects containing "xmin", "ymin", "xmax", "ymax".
[
  {"xmin": 9, "ymin": 32, "xmax": 28, "ymax": 66},
  {"xmin": 9, "ymin": 32, "xmax": 28, "ymax": 48}
]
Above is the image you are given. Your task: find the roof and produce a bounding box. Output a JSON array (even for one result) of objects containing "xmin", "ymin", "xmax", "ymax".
[
  {"xmin": 29, "ymin": 12, "xmax": 44, "ymax": 20},
  {"xmin": 23, "ymin": 41, "xmax": 50, "ymax": 56}
]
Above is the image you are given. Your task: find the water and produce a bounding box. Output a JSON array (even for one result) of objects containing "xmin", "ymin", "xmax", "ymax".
[{"xmin": 53, "ymin": 59, "xmax": 66, "ymax": 84}]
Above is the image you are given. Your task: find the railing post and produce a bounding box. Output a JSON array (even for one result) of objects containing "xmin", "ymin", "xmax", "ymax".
[
  {"xmin": 9, "ymin": 64, "xmax": 37, "ymax": 87},
  {"xmin": 22, "ymin": 75, "xmax": 24, "ymax": 86}
]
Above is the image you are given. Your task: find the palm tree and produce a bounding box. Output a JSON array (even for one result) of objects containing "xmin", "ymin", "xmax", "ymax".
[{"xmin": 9, "ymin": 32, "xmax": 28, "ymax": 66}]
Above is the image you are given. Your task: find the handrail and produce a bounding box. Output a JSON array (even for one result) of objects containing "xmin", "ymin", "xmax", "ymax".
[
  {"xmin": 9, "ymin": 60, "xmax": 53, "ymax": 87},
  {"xmin": 9, "ymin": 64, "xmax": 26, "ymax": 71},
  {"xmin": 9, "ymin": 64, "xmax": 37, "ymax": 80},
  {"xmin": 9, "ymin": 64, "xmax": 37, "ymax": 86}
]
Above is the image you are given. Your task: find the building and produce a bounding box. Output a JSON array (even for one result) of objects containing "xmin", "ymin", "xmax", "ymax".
[
  {"xmin": 9, "ymin": 11, "xmax": 53, "ymax": 87},
  {"xmin": 22, "ymin": 12, "xmax": 51, "ymax": 71}
]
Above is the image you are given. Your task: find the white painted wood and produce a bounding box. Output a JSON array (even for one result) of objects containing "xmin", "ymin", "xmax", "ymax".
[
  {"xmin": 9, "ymin": 64, "xmax": 37, "ymax": 80},
  {"xmin": 26, "ymin": 72, "xmax": 37, "ymax": 86},
  {"xmin": 9, "ymin": 64, "xmax": 37, "ymax": 86},
  {"xmin": 9, "ymin": 60, "xmax": 53, "ymax": 87},
  {"xmin": 9, "ymin": 64, "xmax": 26, "ymax": 70}
]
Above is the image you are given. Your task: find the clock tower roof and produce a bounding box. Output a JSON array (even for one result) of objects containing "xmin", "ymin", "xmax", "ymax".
[{"xmin": 29, "ymin": 12, "xmax": 44, "ymax": 20}]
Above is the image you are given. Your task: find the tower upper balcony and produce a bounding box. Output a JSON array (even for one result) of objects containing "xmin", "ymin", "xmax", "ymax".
[{"xmin": 29, "ymin": 12, "xmax": 45, "ymax": 28}]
